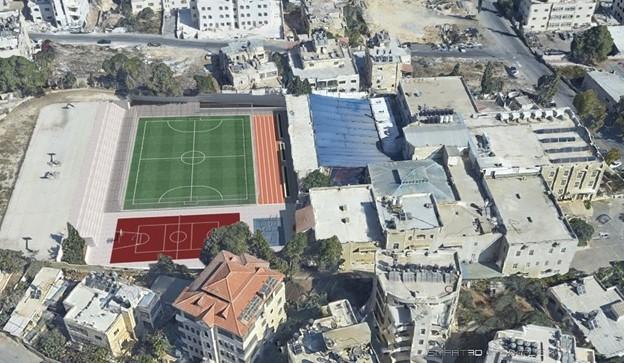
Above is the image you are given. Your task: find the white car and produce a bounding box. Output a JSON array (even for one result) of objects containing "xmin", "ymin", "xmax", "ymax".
[{"xmin": 609, "ymin": 160, "xmax": 622, "ymax": 169}]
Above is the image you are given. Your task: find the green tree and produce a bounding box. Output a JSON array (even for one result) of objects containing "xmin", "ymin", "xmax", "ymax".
[
  {"xmin": 0, "ymin": 249, "xmax": 27, "ymax": 273},
  {"xmin": 146, "ymin": 330, "xmax": 171, "ymax": 359},
  {"xmin": 249, "ymin": 230, "xmax": 275, "ymax": 263},
  {"xmin": 146, "ymin": 254, "xmax": 191, "ymax": 283},
  {"xmin": 300, "ymin": 169, "xmax": 331, "ymax": 192},
  {"xmin": 573, "ymin": 90, "xmax": 607, "ymax": 129},
  {"xmin": 570, "ymin": 26, "xmax": 614, "ymax": 65},
  {"xmin": 280, "ymin": 232, "xmax": 308, "ymax": 275},
  {"xmin": 287, "ymin": 76, "xmax": 312, "ymax": 96},
  {"xmin": 314, "ymin": 236, "xmax": 343, "ymax": 271},
  {"xmin": 0, "ymin": 56, "xmax": 45, "ymax": 96},
  {"xmin": 480, "ymin": 62, "xmax": 502, "ymax": 94},
  {"xmin": 536, "ymin": 72, "xmax": 560, "ymax": 106},
  {"xmin": 200, "ymin": 222, "xmax": 252, "ymax": 264},
  {"xmin": 568, "ymin": 217, "xmax": 594, "ymax": 246},
  {"xmin": 62, "ymin": 71, "xmax": 77, "ymax": 89},
  {"xmin": 605, "ymin": 148, "xmax": 621, "ymax": 165},
  {"xmin": 34, "ymin": 329, "xmax": 67, "ymax": 360},
  {"xmin": 149, "ymin": 62, "xmax": 181, "ymax": 96},
  {"xmin": 194, "ymin": 74, "xmax": 216, "ymax": 94},
  {"xmin": 61, "ymin": 223, "xmax": 86, "ymax": 265}
]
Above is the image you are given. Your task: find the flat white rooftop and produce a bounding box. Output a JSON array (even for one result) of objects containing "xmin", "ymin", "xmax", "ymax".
[
  {"xmin": 400, "ymin": 77, "xmax": 477, "ymax": 117},
  {"xmin": 309, "ymin": 185, "xmax": 382, "ymax": 243},
  {"xmin": 285, "ymin": 95, "xmax": 319, "ymax": 176},
  {"xmin": 485, "ymin": 175, "xmax": 573, "ymax": 244}
]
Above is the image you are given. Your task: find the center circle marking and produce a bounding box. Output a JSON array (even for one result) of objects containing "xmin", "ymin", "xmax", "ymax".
[
  {"xmin": 180, "ymin": 150, "xmax": 206, "ymax": 165},
  {"xmin": 169, "ymin": 231, "xmax": 188, "ymax": 244}
]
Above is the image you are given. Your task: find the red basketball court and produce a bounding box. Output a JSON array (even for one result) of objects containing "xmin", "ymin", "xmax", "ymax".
[{"xmin": 110, "ymin": 213, "xmax": 239, "ymax": 263}]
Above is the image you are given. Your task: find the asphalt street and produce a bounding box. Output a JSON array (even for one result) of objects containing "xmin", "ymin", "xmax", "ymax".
[
  {"xmin": 571, "ymin": 199, "xmax": 624, "ymax": 272},
  {"xmin": 29, "ymin": 32, "xmax": 294, "ymax": 52},
  {"xmin": 0, "ymin": 335, "xmax": 42, "ymax": 363}
]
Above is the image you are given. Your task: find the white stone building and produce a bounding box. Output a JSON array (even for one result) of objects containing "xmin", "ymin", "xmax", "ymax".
[
  {"xmin": 300, "ymin": 0, "xmax": 346, "ymax": 35},
  {"xmin": 519, "ymin": 0, "xmax": 597, "ymax": 32},
  {"xmin": 173, "ymin": 251, "xmax": 287, "ymax": 362},
  {"xmin": 176, "ymin": 0, "xmax": 283, "ymax": 39},
  {"xmin": 289, "ymin": 31, "xmax": 359, "ymax": 92},
  {"xmin": 614, "ymin": 0, "xmax": 624, "ymax": 23},
  {"xmin": 548, "ymin": 276, "xmax": 624, "ymax": 359},
  {"xmin": 467, "ymin": 109, "xmax": 605, "ymax": 201},
  {"xmin": 581, "ymin": 70, "xmax": 624, "ymax": 111},
  {"xmin": 27, "ymin": 0, "xmax": 89, "ymax": 29},
  {"xmin": 373, "ymin": 249, "xmax": 461, "ymax": 363},
  {"xmin": 483, "ymin": 175, "xmax": 579, "ymax": 278}
]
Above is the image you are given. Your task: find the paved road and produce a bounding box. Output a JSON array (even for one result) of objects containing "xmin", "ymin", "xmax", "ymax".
[
  {"xmin": 416, "ymin": 0, "xmax": 576, "ymax": 107},
  {"xmin": 571, "ymin": 199, "xmax": 624, "ymax": 272},
  {"xmin": 29, "ymin": 32, "xmax": 294, "ymax": 52}
]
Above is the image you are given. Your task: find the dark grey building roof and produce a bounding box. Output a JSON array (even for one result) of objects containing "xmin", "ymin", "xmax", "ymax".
[{"xmin": 309, "ymin": 94, "xmax": 391, "ymax": 167}]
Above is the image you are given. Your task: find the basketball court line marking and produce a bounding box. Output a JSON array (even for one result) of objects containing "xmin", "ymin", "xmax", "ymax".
[
  {"xmin": 127, "ymin": 117, "xmax": 252, "ymax": 207},
  {"xmin": 117, "ymin": 221, "xmax": 220, "ymax": 254}
]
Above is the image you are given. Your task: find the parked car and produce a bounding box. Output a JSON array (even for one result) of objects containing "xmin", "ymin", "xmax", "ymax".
[
  {"xmin": 609, "ymin": 160, "xmax": 622, "ymax": 169},
  {"xmin": 97, "ymin": 39, "xmax": 111, "ymax": 44},
  {"xmin": 147, "ymin": 42, "xmax": 161, "ymax": 47},
  {"xmin": 509, "ymin": 66, "xmax": 519, "ymax": 77}
]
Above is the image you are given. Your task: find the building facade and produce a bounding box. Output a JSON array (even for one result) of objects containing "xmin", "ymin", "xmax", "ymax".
[
  {"xmin": 219, "ymin": 40, "xmax": 279, "ymax": 91},
  {"xmin": 27, "ymin": 0, "xmax": 89, "ymax": 29},
  {"xmin": 519, "ymin": 0, "xmax": 597, "ymax": 32},
  {"xmin": 290, "ymin": 31, "xmax": 360, "ymax": 92},
  {"xmin": 364, "ymin": 33, "xmax": 411, "ymax": 94},
  {"xmin": 300, "ymin": 0, "xmax": 346, "ymax": 35},
  {"xmin": 614, "ymin": 0, "xmax": 624, "ymax": 23},
  {"xmin": 173, "ymin": 251, "xmax": 287, "ymax": 362},
  {"xmin": 373, "ymin": 249, "xmax": 461, "ymax": 363},
  {"xmin": 176, "ymin": 0, "xmax": 282, "ymax": 39},
  {"xmin": 62, "ymin": 272, "xmax": 161, "ymax": 357},
  {"xmin": 0, "ymin": 9, "xmax": 32, "ymax": 59}
]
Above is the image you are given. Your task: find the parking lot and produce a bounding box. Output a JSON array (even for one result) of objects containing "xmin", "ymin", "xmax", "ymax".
[{"xmin": 571, "ymin": 199, "xmax": 624, "ymax": 272}]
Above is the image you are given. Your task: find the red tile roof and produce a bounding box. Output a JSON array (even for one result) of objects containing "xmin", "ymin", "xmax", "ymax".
[{"xmin": 173, "ymin": 251, "xmax": 284, "ymax": 337}]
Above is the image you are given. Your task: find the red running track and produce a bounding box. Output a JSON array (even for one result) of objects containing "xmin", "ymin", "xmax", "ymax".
[
  {"xmin": 253, "ymin": 114, "xmax": 285, "ymax": 204},
  {"xmin": 110, "ymin": 213, "xmax": 240, "ymax": 263}
]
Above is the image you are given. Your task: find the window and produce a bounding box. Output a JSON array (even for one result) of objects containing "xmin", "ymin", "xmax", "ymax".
[
  {"xmin": 557, "ymin": 260, "xmax": 562, "ymax": 265},
  {"xmin": 516, "ymin": 251, "xmax": 521, "ymax": 256},
  {"xmin": 513, "ymin": 263, "xmax": 518, "ymax": 268},
  {"xmin": 545, "ymin": 260, "xmax": 550, "ymax": 266},
  {"xmin": 529, "ymin": 250, "xmax": 534, "ymax": 255},
  {"xmin": 561, "ymin": 247, "xmax": 566, "ymax": 253}
]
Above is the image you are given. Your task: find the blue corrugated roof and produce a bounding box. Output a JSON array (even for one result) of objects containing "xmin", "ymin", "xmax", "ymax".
[{"xmin": 309, "ymin": 94, "xmax": 391, "ymax": 167}]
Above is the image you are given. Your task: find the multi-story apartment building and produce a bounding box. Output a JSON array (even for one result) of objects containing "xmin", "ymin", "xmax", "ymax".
[
  {"xmin": 177, "ymin": 0, "xmax": 282, "ymax": 39},
  {"xmin": 614, "ymin": 0, "xmax": 624, "ymax": 23},
  {"xmin": 218, "ymin": 40, "xmax": 279, "ymax": 91},
  {"xmin": 519, "ymin": 0, "xmax": 596, "ymax": 32},
  {"xmin": 290, "ymin": 31, "xmax": 360, "ymax": 92},
  {"xmin": 62, "ymin": 272, "xmax": 162, "ymax": 357},
  {"xmin": 373, "ymin": 249, "xmax": 461, "ymax": 363},
  {"xmin": 582, "ymin": 70, "xmax": 624, "ymax": 111},
  {"xmin": 483, "ymin": 175, "xmax": 579, "ymax": 278},
  {"xmin": 485, "ymin": 324, "xmax": 596, "ymax": 363},
  {"xmin": 27, "ymin": 0, "xmax": 89, "ymax": 29},
  {"xmin": 287, "ymin": 299, "xmax": 379, "ymax": 363},
  {"xmin": 364, "ymin": 32, "xmax": 411, "ymax": 94},
  {"xmin": 173, "ymin": 251, "xmax": 287, "ymax": 363},
  {"xmin": 468, "ymin": 109, "xmax": 605, "ymax": 201}
]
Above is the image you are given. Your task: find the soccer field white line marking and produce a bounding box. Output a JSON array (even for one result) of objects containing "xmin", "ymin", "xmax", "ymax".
[
  {"xmin": 190, "ymin": 120, "xmax": 196, "ymax": 202},
  {"xmin": 165, "ymin": 119, "xmax": 224, "ymax": 133},
  {"xmin": 139, "ymin": 155, "xmax": 245, "ymax": 161},
  {"xmin": 157, "ymin": 184, "xmax": 225, "ymax": 203},
  {"xmin": 131, "ymin": 122, "xmax": 149, "ymax": 206}
]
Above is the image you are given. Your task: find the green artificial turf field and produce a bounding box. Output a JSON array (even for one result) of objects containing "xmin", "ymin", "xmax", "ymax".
[{"xmin": 123, "ymin": 116, "xmax": 256, "ymax": 209}]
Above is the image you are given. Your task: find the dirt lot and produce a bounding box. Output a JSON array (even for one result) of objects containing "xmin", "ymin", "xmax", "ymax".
[
  {"xmin": 411, "ymin": 57, "xmax": 535, "ymax": 94},
  {"xmin": 0, "ymin": 89, "xmax": 121, "ymax": 220},
  {"xmin": 49, "ymin": 43, "xmax": 212, "ymax": 92},
  {"xmin": 363, "ymin": 0, "xmax": 478, "ymax": 43}
]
